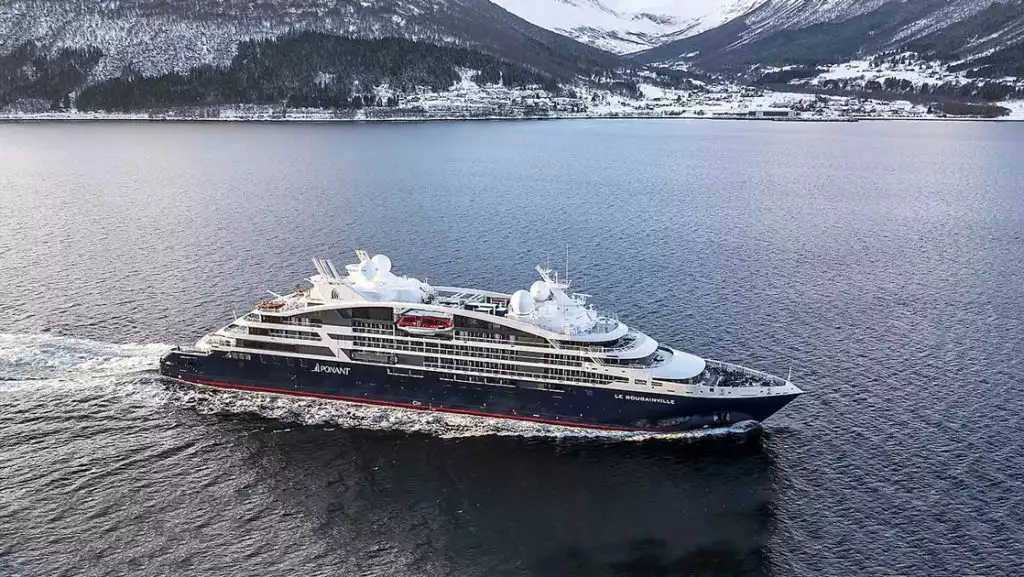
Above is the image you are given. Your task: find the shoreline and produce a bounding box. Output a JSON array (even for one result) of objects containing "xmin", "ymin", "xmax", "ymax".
[{"xmin": 2, "ymin": 112, "xmax": 1022, "ymax": 123}]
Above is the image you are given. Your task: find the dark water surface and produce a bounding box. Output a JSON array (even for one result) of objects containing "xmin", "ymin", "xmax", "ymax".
[{"xmin": 1, "ymin": 120, "xmax": 1022, "ymax": 576}]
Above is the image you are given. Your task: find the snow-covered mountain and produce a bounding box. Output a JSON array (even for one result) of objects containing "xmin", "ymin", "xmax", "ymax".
[
  {"xmin": 634, "ymin": 0, "xmax": 1024, "ymax": 81},
  {"xmin": 0, "ymin": 0, "xmax": 618, "ymax": 80},
  {"xmin": 488, "ymin": 0, "xmax": 1024, "ymax": 84},
  {"xmin": 489, "ymin": 0, "xmax": 766, "ymax": 53}
]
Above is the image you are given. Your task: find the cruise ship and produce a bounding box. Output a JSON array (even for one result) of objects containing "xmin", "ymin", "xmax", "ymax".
[{"xmin": 160, "ymin": 251, "xmax": 802, "ymax": 432}]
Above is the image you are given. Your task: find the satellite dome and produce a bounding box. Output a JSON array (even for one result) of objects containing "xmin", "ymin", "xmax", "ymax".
[
  {"xmin": 371, "ymin": 254, "xmax": 392, "ymax": 275},
  {"xmin": 509, "ymin": 290, "xmax": 535, "ymax": 315},
  {"xmin": 358, "ymin": 258, "xmax": 378, "ymax": 281},
  {"xmin": 529, "ymin": 280, "xmax": 551, "ymax": 302}
]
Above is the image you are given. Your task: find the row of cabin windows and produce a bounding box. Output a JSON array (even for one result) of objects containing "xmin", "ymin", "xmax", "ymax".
[
  {"xmin": 326, "ymin": 306, "xmax": 550, "ymax": 342},
  {"xmin": 248, "ymin": 327, "xmax": 321, "ymax": 341},
  {"xmin": 352, "ymin": 320, "xmax": 392, "ymax": 331},
  {"xmin": 265, "ymin": 307, "xmax": 551, "ymax": 346},
  {"xmin": 451, "ymin": 330, "xmax": 544, "ymax": 346},
  {"xmin": 454, "ymin": 317, "xmax": 546, "ymax": 341},
  {"xmin": 601, "ymin": 352, "xmax": 657, "ymax": 367},
  {"xmin": 351, "ymin": 336, "xmax": 583, "ymax": 366},
  {"xmin": 545, "ymin": 366, "xmax": 616, "ymax": 385},
  {"xmin": 255, "ymin": 315, "xmax": 324, "ymax": 328},
  {"xmin": 423, "ymin": 357, "xmax": 615, "ymax": 386},
  {"xmin": 235, "ymin": 340, "xmax": 333, "ymax": 357},
  {"xmin": 263, "ymin": 307, "xmax": 610, "ymax": 352},
  {"xmin": 347, "ymin": 307, "xmax": 393, "ymax": 321},
  {"xmin": 262, "ymin": 308, "xmax": 385, "ymax": 324},
  {"xmin": 553, "ymin": 334, "xmax": 633, "ymax": 352}
]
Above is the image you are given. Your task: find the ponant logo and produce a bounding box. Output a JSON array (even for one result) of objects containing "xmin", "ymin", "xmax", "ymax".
[{"xmin": 313, "ymin": 363, "xmax": 350, "ymax": 376}]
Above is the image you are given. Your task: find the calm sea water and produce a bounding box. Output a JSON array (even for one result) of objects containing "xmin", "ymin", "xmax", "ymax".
[{"xmin": 1, "ymin": 119, "xmax": 1023, "ymax": 577}]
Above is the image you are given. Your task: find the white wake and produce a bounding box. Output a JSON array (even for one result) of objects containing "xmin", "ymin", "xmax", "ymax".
[
  {"xmin": 0, "ymin": 333, "xmax": 754, "ymax": 442},
  {"xmin": 0, "ymin": 332, "xmax": 171, "ymax": 381},
  {"xmin": 160, "ymin": 384, "xmax": 752, "ymax": 441}
]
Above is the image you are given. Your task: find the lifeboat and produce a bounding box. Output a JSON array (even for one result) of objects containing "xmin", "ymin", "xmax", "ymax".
[{"xmin": 397, "ymin": 312, "xmax": 454, "ymax": 335}]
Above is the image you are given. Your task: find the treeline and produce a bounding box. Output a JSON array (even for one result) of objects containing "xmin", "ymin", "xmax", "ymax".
[
  {"xmin": 931, "ymin": 102, "xmax": 1010, "ymax": 118},
  {"xmin": 949, "ymin": 44, "xmax": 1024, "ymax": 79},
  {"xmin": 754, "ymin": 66, "xmax": 822, "ymax": 85},
  {"xmin": 76, "ymin": 33, "xmax": 558, "ymax": 111},
  {"xmin": 902, "ymin": 1, "xmax": 1024, "ymax": 77},
  {"xmin": 893, "ymin": 0, "xmax": 1024, "ymax": 80},
  {"xmin": 0, "ymin": 42, "xmax": 102, "ymax": 109},
  {"xmin": 818, "ymin": 77, "xmax": 1024, "ymax": 102},
  {"xmin": 872, "ymin": 46, "xmax": 1024, "ymax": 82}
]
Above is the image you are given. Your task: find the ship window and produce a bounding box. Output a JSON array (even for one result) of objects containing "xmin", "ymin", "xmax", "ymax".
[
  {"xmin": 660, "ymin": 376, "xmax": 696, "ymax": 385},
  {"xmin": 295, "ymin": 345, "xmax": 333, "ymax": 356},
  {"xmin": 351, "ymin": 307, "xmax": 392, "ymax": 321}
]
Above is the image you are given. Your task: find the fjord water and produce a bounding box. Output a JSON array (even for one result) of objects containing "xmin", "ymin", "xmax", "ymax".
[{"xmin": 1, "ymin": 120, "xmax": 1023, "ymax": 576}]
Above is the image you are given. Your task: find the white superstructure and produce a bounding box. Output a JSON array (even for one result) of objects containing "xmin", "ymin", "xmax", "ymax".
[{"xmin": 195, "ymin": 251, "xmax": 801, "ymax": 402}]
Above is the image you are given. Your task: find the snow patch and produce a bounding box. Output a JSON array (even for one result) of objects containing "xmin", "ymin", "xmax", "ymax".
[{"xmin": 800, "ymin": 54, "xmax": 1021, "ymax": 90}]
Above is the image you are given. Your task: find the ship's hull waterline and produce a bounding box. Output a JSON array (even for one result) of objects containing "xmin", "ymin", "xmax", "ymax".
[{"xmin": 160, "ymin": 350, "xmax": 799, "ymax": 432}]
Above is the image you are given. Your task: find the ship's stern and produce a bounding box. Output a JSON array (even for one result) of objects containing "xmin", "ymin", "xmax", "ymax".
[{"xmin": 159, "ymin": 347, "xmax": 209, "ymax": 381}]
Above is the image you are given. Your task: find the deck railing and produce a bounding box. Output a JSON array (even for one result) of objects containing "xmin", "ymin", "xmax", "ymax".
[
  {"xmin": 704, "ymin": 359, "xmax": 791, "ymax": 387},
  {"xmin": 549, "ymin": 329, "xmax": 642, "ymax": 353}
]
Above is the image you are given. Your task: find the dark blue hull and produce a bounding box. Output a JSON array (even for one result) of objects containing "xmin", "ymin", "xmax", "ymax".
[{"xmin": 159, "ymin": 350, "xmax": 798, "ymax": 432}]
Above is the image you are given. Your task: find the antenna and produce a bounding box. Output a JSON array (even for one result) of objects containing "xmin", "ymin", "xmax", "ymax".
[
  {"xmin": 565, "ymin": 244, "xmax": 569, "ymax": 285},
  {"xmin": 326, "ymin": 259, "xmax": 342, "ymax": 279},
  {"xmin": 786, "ymin": 366, "xmax": 792, "ymax": 384}
]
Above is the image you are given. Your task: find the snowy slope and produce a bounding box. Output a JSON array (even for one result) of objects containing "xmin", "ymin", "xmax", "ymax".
[
  {"xmin": 0, "ymin": 0, "xmax": 619, "ymax": 80},
  {"xmin": 635, "ymin": 0, "xmax": 1024, "ymax": 79},
  {"xmin": 489, "ymin": 0, "xmax": 766, "ymax": 53}
]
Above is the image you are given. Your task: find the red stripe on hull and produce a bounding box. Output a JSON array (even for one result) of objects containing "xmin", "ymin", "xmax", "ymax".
[{"xmin": 181, "ymin": 378, "xmax": 681, "ymax": 433}]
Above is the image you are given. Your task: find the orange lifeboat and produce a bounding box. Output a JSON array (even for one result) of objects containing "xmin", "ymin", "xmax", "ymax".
[{"xmin": 397, "ymin": 312, "xmax": 454, "ymax": 335}]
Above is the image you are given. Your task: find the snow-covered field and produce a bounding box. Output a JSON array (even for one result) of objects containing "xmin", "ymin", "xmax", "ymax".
[{"xmin": 793, "ymin": 54, "xmax": 1023, "ymax": 92}]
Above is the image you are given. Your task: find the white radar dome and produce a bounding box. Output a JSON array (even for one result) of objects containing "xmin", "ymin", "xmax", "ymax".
[
  {"xmin": 529, "ymin": 281, "xmax": 551, "ymax": 302},
  {"xmin": 371, "ymin": 254, "xmax": 392, "ymax": 275},
  {"xmin": 509, "ymin": 290, "xmax": 535, "ymax": 315},
  {"xmin": 358, "ymin": 259, "xmax": 378, "ymax": 281}
]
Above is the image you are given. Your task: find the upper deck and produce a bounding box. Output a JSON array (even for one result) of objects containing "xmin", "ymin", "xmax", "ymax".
[
  {"xmin": 257, "ymin": 251, "xmax": 630, "ymax": 343},
  {"xmin": 203, "ymin": 251, "xmax": 725, "ymax": 381}
]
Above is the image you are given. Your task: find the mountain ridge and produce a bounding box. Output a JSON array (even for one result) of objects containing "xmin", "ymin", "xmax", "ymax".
[
  {"xmin": 631, "ymin": 0, "xmax": 1024, "ymax": 81},
  {"xmin": 0, "ymin": 0, "xmax": 620, "ymax": 81},
  {"xmin": 489, "ymin": 0, "xmax": 1024, "ymax": 85},
  {"xmin": 1, "ymin": 0, "xmax": 1021, "ymax": 118}
]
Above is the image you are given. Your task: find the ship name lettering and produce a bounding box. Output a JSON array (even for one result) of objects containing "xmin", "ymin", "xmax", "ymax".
[
  {"xmin": 313, "ymin": 363, "xmax": 350, "ymax": 376},
  {"xmin": 615, "ymin": 393, "xmax": 675, "ymax": 405}
]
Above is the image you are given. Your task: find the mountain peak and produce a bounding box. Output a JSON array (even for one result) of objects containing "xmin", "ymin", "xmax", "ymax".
[{"xmin": 490, "ymin": 0, "xmax": 764, "ymax": 53}]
